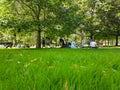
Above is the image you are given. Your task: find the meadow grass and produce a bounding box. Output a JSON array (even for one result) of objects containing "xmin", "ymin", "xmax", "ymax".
[{"xmin": 0, "ymin": 48, "xmax": 120, "ymax": 90}]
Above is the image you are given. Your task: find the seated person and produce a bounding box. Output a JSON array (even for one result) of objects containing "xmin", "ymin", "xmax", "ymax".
[
  {"xmin": 99, "ymin": 40, "xmax": 104, "ymax": 48},
  {"xmin": 71, "ymin": 40, "xmax": 76, "ymax": 48},
  {"xmin": 90, "ymin": 40, "xmax": 97, "ymax": 48}
]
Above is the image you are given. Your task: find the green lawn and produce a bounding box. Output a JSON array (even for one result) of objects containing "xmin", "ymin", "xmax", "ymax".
[{"xmin": 0, "ymin": 48, "xmax": 120, "ymax": 90}]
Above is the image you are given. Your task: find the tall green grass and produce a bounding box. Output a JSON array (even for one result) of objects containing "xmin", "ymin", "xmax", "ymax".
[{"xmin": 0, "ymin": 48, "xmax": 120, "ymax": 90}]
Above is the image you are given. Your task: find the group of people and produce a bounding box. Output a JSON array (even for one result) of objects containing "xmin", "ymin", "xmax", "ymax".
[
  {"xmin": 87, "ymin": 39, "xmax": 103, "ymax": 48},
  {"xmin": 70, "ymin": 38, "xmax": 104, "ymax": 49},
  {"xmin": 41, "ymin": 37, "xmax": 104, "ymax": 49},
  {"xmin": 88, "ymin": 39, "xmax": 97, "ymax": 48}
]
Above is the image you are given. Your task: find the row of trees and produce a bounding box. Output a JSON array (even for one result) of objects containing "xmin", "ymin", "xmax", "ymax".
[{"xmin": 0, "ymin": 0, "xmax": 120, "ymax": 48}]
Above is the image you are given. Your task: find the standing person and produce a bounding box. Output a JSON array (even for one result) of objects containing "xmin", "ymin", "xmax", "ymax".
[
  {"xmin": 87, "ymin": 38, "xmax": 92, "ymax": 48},
  {"xmin": 90, "ymin": 40, "xmax": 97, "ymax": 48},
  {"xmin": 71, "ymin": 40, "xmax": 76, "ymax": 48}
]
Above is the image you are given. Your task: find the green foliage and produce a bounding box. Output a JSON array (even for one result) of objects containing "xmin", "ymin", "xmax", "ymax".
[{"xmin": 0, "ymin": 0, "xmax": 120, "ymax": 47}]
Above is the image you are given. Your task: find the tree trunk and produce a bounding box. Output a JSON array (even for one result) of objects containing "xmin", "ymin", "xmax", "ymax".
[
  {"xmin": 13, "ymin": 33, "xmax": 17, "ymax": 47},
  {"xmin": 105, "ymin": 39, "xmax": 107, "ymax": 46},
  {"xmin": 90, "ymin": 32, "xmax": 93, "ymax": 40},
  {"xmin": 115, "ymin": 34, "xmax": 119, "ymax": 46},
  {"xmin": 36, "ymin": 29, "xmax": 41, "ymax": 48},
  {"xmin": 108, "ymin": 39, "xmax": 110, "ymax": 46},
  {"xmin": 111, "ymin": 39, "xmax": 114, "ymax": 46}
]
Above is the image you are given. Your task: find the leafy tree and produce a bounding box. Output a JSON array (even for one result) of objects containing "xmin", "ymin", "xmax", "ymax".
[
  {"xmin": 0, "ymin": 0, "xmax": 32, "ymax": 45},
  {"xmin": 0, "ymin": 0, "xmax": 82, "ymax": 48},
  {"xmin": 80, "ymin": 0, "xmax": 101, "ymax": 39},
  {"xmin": 0, "ymin": 0, "xmax": 119, "ymax": 47},
  {"xmin": 97, "ymin": 0, "xmax": 120, "ymax": 46},
  {"xmin": 44, "ymin": 0, "xmax": 82, "ymax": 38}
]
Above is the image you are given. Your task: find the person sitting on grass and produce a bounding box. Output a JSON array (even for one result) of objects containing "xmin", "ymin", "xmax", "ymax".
[
  {"xmin": 90, "ymin": 40, "xmax": 97, "ymax": 48},
  {"xmin": 99, "ymin": 40, "xmax": 104, "ymax": 48},
  {"xmin": 71, "ymin": 40, "xmax": 76, "ymax": 48}
]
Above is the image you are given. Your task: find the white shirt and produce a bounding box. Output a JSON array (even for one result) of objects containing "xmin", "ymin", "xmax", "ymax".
[{"xmin": 90, "ymin": 41, "xmax": 96, "ymax": 48}]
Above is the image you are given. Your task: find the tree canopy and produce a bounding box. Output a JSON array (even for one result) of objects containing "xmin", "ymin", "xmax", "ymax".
[{"xmin": 0, "ymin": 0, "xmax": 120, "ymax": 48}]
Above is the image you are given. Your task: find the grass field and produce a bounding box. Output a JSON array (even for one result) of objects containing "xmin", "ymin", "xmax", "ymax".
[{"xmin": 0, "ymin": 48, "xmax": 120, "ymax": 90}]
